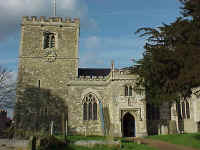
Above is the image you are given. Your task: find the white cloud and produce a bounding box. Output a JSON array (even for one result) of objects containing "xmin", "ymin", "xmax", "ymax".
[
  {"xmin": 80, "ymin": 51, "xmax": 105, "ymax": 67},
  {"xmin": 0, "ymin": 0, "xmax": 98, "ymax": 40},
  {"xmin": 59, "ymin": 0, "xmax": 77, "ymax": 10},
  {"xmin": 84, "ymin": 36, "xmax": 101, "ymax": 49},
  {"xmin": 80, "ymin": 35, "xmax": 145, "ymax": 68},
  {"xmin": 7, "ymin": 71, "xmax": 17, "ymax": 84},
  {"xmin": 82, "ymin": 35, "xmax": 144, "ymax": 51}
]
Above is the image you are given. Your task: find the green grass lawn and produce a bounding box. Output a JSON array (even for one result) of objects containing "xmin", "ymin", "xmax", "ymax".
[
  {"xmin": 147, "ymin": 132, "xmax": 200, "ymax": 149},
  {"xmin": 68, "ymin": 142, "xmax": 158, "ymax": 150}
]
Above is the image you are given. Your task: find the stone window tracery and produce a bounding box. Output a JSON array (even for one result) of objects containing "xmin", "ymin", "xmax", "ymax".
[
  {"xmin": 83, "ymin": 103, "xmax": 87, "ymax": 120},
  {"xmin": 125, "ymin": 85, "xmax": 133, "ymax": 96},
  {"xmin": 93, "ymin": 102, "xmax": 97, "ymax": 120},
  {"xmin": 83, "ymin": 93, "xmax": 98, "ymax": 121}
]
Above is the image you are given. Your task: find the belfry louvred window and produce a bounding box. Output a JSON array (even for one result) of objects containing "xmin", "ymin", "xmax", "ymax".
[
  {"xmin": 83, "ymin": 93, "xmax": 98, "ymax": 121},
  {"xmin": 43, "ymin": 32, "xmax": 56, "ymax": 49}
]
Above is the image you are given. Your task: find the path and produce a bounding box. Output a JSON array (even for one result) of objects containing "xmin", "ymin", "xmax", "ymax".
[
  {"xmin": 137, "ymin": 138, "xmax": 199, "ymax": 150},
  {"xmin": 0, "ymin": 139, "xmax": 29, "ymax": 150}
]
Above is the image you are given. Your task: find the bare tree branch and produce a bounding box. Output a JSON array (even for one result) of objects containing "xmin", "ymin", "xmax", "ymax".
[{"xmin": 0, "ymin": 66, "xmax": 16, "ymax": 109}]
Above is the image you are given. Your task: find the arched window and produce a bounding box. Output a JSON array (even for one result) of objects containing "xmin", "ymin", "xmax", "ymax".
[
  {"xmin": 83, "ymin": 93, "xmax": 98, "ymax": 121},
  {"xmin": 125, "ymin": 86, "xmax": 128, "ymax": 96},
  {"xmin": 129, "ymin": 86, "xmax": 132, "ymax": 96},
  {"xmin": 176, "ymin": 102, "xmax": 181, "ymax": 119},
  {"xmin": 182, "ymin": 102, "xmax": 186, "ymax": 119},
  {"xmin": 125, "ymin": 85, "xmax": 133, "ymax": 96},
  {"xmin": 43, "ymin": 32, "xmax": 56, "ymax": 49},
  {"xmin": 83, "ymin": 103, "xmax": 88, "ymax": 120},
  {"xmin": 186, "ymin": 101, "xmax": 190, "ymax": 119},
  {"xmin": 93, "ymin": 102, "xmax": 97, "ymax": 120},
  {"xmin": 88, "ymin": 102, "xmax": 92, "ymax": 120}
]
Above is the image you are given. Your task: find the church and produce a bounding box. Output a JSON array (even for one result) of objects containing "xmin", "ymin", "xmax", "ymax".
[{"xmin": 16, "ymin": 16, "xmax": 200, "ymax": 137}]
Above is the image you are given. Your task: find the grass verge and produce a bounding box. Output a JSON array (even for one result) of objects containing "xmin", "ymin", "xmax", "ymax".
[
  {"xmin": 68, "ymin": 142, "xmax": 159, "ymax": 150},
  {"xmin": 147, "ymin": 132, "xmax": 200, "ymax": 149}
]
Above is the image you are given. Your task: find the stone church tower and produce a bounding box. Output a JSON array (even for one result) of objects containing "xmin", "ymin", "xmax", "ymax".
[{"xmin": 17, "ymin": 16, "xmax": 80, "ymax": 98}]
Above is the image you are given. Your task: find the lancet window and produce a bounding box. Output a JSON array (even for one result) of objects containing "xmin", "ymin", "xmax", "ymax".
[
  {"xmin": 83, "ymin": 93, "xmax": 98, "ymax": 121},
  {"xmin": 186, "ymin": 101, "xmax": 190, "ymax": 118}
]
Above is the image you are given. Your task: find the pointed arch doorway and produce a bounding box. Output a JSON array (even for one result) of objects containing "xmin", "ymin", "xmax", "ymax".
[{"xmin": 122, "ymin": 112, "xmax": 136, "ymax": 137}]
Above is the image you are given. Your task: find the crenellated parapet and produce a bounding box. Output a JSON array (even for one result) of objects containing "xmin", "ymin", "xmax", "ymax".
[{"xmin": 22, "ymin": 16, "xmax": 80, "ymax": 26}]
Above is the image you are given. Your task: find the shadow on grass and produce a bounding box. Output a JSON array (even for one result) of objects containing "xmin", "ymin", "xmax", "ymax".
[{"xmin": 193, "ymin": 133, "xmax": 200, "ymax": 140}]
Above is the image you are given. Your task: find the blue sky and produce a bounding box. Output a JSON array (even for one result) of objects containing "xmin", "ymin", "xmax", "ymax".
[{"xmin": 0, "ymin": 0, "xmax": 181, "ymax": 72}]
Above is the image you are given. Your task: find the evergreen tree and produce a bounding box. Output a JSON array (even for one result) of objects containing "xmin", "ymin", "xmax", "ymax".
[
  {"xmin": 180, "ymin": 0, "xmax": 200, "ymax": 20},
  {"xmin": 134, "ymin": 0, "xmax": 200, "ymax": 104}
]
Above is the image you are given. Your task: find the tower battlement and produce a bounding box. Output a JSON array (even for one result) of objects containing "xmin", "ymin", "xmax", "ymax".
[{"xmin": 22, "ymin": 16, "xmax": 80, "ymax": 26}]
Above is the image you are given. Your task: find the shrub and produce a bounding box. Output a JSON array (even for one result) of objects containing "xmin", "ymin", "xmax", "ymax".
[{"xmin": 38, "ymin": 135, "xmax": 67, "ymax": 150}]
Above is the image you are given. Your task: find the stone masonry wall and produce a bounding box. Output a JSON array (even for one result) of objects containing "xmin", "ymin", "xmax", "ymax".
[
  {"xmin": 17, "ymin": 16, "xmax": 80, "ymax": 102},
  {"xmin": 67, "ymin": 72, "xmax": 147, "ymax": 137}
]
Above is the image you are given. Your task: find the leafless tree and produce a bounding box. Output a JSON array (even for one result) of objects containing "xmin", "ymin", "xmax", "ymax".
[{"xmin": 0, "ymin": 66, "xmax": 16, "ymax": 109}]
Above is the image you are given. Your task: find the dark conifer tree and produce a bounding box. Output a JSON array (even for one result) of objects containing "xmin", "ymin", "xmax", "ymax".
[{"xmin": 134, "ymin": 0, "xmax": 200, "ymax": 104}]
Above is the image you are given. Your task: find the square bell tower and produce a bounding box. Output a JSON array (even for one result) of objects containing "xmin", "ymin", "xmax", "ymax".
[{"xmin": 17, "ymin": 16, "xmax": 80, "ymax": 90}]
